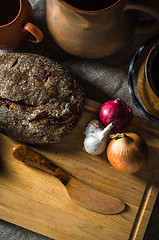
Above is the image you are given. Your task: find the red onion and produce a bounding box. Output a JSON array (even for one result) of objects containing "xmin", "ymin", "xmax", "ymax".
[{"xmin": 99, "ymin": 98, "xmax": 133, "ymax": 130}]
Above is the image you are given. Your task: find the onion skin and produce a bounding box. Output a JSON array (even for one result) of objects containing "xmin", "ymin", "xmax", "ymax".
[
  {"xmin": 107, "ymin": 133, "xmax": 148, "ymax": 174},
  {"xmin": 99, "ymin": 98, "xmax": 133, "ymax": 130}
]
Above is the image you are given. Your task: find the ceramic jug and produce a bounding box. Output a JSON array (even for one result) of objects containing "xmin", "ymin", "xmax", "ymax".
[{"xmin": 46, "ymin": 0, "xmax": 159, "ymax": 59}]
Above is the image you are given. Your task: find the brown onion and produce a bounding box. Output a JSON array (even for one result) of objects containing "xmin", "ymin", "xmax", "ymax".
[{"xmin": 107, "ymin": 133, "xmax": 148, "ymax": 174}]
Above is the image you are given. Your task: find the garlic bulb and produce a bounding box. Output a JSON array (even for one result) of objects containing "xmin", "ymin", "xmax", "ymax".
[{"xmin": 83, "ymin": 120, "xmax": 114, "ymax": 155}]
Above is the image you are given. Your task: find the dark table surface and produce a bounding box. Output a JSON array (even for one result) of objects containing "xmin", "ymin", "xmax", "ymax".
[{"xmin": 0, "ymin": 0, "xmax": 159, "ymax": 239}]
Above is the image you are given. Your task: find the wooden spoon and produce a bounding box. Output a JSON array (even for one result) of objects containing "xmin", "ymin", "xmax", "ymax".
[{"xmin": 12, "ymin": 144, "xmax": 125, "ymax": 215}]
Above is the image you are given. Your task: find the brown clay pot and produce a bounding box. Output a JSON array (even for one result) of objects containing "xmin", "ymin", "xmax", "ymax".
[
  {"xmin": 138, "ymin": 43, "xmax": 159, "ymax": 119},
  {"xmin": 46, "ymin": 0, "xmax": 159, "ymax": 59},
  {"xmin": 0, "ymin": 0, "xmax": 44, "ymax": 50}
]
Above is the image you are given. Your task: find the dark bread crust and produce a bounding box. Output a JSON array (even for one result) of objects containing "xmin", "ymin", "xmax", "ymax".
[{"xmin": 0, "ymin": 53, "xmax": 85, "ymax": 144}]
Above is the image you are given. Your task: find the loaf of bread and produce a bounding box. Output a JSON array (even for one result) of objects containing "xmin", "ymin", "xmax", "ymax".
[{"xmin": 0, "ymin": 53, "xmax": 85, "ymax": 144}]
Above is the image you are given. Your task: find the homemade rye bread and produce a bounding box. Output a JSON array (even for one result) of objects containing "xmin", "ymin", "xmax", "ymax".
[{"xmin": 0, "ymin": 53, "xmax": 85, "ymax": 144}]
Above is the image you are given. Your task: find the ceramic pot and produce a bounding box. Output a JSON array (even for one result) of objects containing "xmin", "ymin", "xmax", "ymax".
[
  {"xmin": 46, "ymin": 0, "xmax": 159, "ymax": 59},
  {"xmin": 138, "ymin": 43, "xmax": 159, "ymax": 119},
  {"xmin": 0, "ymin": 0, "xmax": 44, "ymax": 50}
]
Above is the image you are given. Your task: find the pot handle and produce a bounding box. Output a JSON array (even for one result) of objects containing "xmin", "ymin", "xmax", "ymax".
[
  {"xmin": 124, "ymin": 0, "xmax": 159, "ymax": 34},
  {"xmin": 23, "ymin": 22, "xmax": 44, "ymax": 43},
  {"xmin": 128, "ymin": 34, "xmax": 159, "ymax": 123}
]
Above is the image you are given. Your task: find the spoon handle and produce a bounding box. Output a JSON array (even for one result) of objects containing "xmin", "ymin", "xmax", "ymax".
[{"xmin": 12, "ymin": 144, "xmax": 70, "ymax": 186}]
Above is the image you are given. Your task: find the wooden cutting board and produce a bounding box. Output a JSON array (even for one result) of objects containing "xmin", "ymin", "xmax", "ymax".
[{"xmin": 0, "ymin": 98, "xmax": 159, "ymax": 240}]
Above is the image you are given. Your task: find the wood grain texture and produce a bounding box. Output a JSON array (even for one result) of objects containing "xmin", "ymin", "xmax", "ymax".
[{"xmin": 0, "ymin": 98, "xmax": 159, "ymax": 240}]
